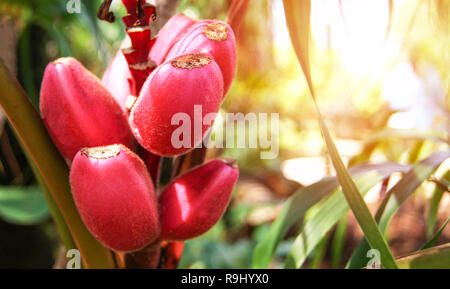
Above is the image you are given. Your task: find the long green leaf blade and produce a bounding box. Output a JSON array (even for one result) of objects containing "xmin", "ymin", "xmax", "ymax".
[
  {"xmin": 396, "ymin": 243, "xmax": 450, "ymax": 269},
  {"xmin": 283, "ymin": 0, "xmax": 398, "ymax": 269},
  {"xmin": 282, "ymin": 0, "xmax": 315, "ymax": 97},
  {"xmin": 252, "ymin": 162, "xmax": 408, "ymax": 269},
  {"xmin": 252, "ymin": 176, "xmax": 338, "ymax": 268},
  {"xmin": 421, "ymin": 217, "xmax": 450, "ymax": 250},
  {"xmin": 317, "ymin": 111, "xmax": 399, "ymax": 269},
  {"xmin": 284, "ymin": 169, "xmax": 406, "ymax": 268},
  {"xmin": 330, "ymin": 215, "xmax": 348, "ymax": 268},
  {"xmin": 347, "ymin": 151, "xmax": 450, "ymax": 268},
  {"xmin": 427, "ymin": 171, "xmax": 450, "ymax": 237}
]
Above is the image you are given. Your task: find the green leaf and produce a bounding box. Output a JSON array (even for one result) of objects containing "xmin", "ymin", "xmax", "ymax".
[
  {"xmin": 407, "ymin": 140, "xmax": 424, "ymax": 164},
  {"xmin": 0, "ymin": 186, "xmax": 49, "ymax": 225},
  {"xmin": 396, "ymin": 243, "xmax": 450, "ymax": 269},
  {"xmin": 363, "ymin": 128, "xmax": 448, "ymax": 145},
  {"xmin": 77, "ymin": 1, "xmax": 109, "ymax": 68},
  {"xmin": 318, "ymin": 113, "xmax": 398, "ymax": 269},
  {"xmin": 284, "ymin": 167, "xmax": 407, "ymax": 269},
  {"xmin": 349, "ymin": 128, "xmax": 447, "ymax": 167},
  {"xmin": 377, "ymin": 151, "xmax": 450, "ymax": 232},
  {"xmin": 226, "ymin": 0, "xmax": 250, "ymax": 31},
  {"xmin": 330, "ymin": 215, "xmax": 348, "ymax": 268},
  {"xmin": 282, "ymin": 0, "xmax": 314, "ymax": 97},
  {"xmin": 252, "ymin": 175, "xmax": 338, "ymax": 269},
  {"xmin": 33, "ymin": 18, "xmax": 72, "ymax": 57},
  {"xmin": 427, "ymin": 171, "xmax": 450, "ymax": 237},
  {"xmin": 252, "ymin": 162, "xmax": 408, "ymax": 269},
  {"xmin": 283, "ymin": 0, "xmax": 398, "ymax": 269},
  {"xmin": 421, "ymin": 217, "xmax": 450, "ymax": 250},
  {"xmin": 25, "ymin": 155, "xmax": 76, "ymax": 253},
  {"xmin": 309, "ymin": 232, "xmax": 330, "ymax": 269},
  {"xmin": 346, "ymin": 150, "xmax": 450, "ymax": 268},
  {"xmin": 18, "ymin": 25, "xmax": 39, "ymax": 109}
]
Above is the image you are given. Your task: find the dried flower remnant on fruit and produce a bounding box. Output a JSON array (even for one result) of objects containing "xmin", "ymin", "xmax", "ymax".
[
  {"xmin": 80, "ymin": 145, "xmax": 121, "ymax": 159},
  {"xmin": 171, "ymin": 54, "xmax": 212, "ymax": 70},
  {"xmin": 165, "ymin": 20, "xmax": 236, "ymax": 96},
  {"xmin": 204, "ymin": 22, "xmax": 229, "ymax": 41}
]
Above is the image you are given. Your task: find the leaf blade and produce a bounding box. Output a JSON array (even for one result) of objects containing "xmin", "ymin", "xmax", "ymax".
[
  {"xmin": 283, "ymin": 0, "xmax": 398, "ymax": 269},
  {"xmin": 252, "ymin": 162, "xmax": 408, "ymax": 269},
  {"xmin": 346, "ymin": 151, "xmax": 450, "ymax": 268},
  {"xmin": 0, "ymin": 186, "xmax": 49, "ymax": 225},
  {"xmin": 282, "ymin": 0, "xmax": 315, "ymax": 97},
  {"xmin": 427, "ymin": 171, "xmax": 450, "ymax": 237},
  {"xmin": 396, "ymin": 243, "xmax": 450, "ymax": 269},
  {"xmin": 421, "ymin": 217, "xmax": 450, "ymax": 250},
  {"xmin": 284, "ymin": 169, "xmax": 405, "ymax": 268}
]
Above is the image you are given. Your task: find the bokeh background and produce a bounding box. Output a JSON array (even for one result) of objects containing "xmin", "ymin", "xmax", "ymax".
[{"xmin": 0, "ymin": 0, "xmax": 448, "ymax": 268}]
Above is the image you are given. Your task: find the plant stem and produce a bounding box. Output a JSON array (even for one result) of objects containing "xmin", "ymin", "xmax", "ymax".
[
  {"xmin": 25, "ymin": 146, "xmax": 76, "ymax": 252},
  {"xmin": 121, "ymin": 0, "xmax": 157, "ymax": 94},
  {"xmin": 125, "ymin": 242, "xmax": 162, "ymax": 268}
]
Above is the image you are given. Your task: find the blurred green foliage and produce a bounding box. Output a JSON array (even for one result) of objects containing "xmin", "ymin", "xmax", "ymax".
[
  {"xmin": 0, "ymin": 0, "xmax": 448, "ymax": 268},
  {"xmin": 0, "ymin": 186, "xmax": 49, "ymax": 225}
]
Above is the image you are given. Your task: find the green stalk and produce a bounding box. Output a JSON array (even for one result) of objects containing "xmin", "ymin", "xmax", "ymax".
[
  {"xmin": 0, "ymin": 59, "xmax": 114, "ymax": 268},
  {"xmin": 24, "ymin": 145, "xmax": 76, "ymax": 252}
]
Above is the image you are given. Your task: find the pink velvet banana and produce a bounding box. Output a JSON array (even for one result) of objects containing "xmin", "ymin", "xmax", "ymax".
[
  {"xmin": 149, "ymin": 13, "xmax": 197, "ymax": 66},
  {"xmin": 165, "ymin": 20, "xmax": 236, "ymax": 97},
  {"xmin": 40, "ymin": 57, "xmax": 135, "ymax": 161},
  {"xmin": 70, "ymin": 144, "xmax": 160, "ymax": 252},
  {"xmin": 159, "ymin": 158, "xmax": 239, "ymax": 241},
  {"xmin": 130, "ymin": 53, "xmax": 223, "ymax": 156},
  {"xmin": 102, "ymin": 51, "xmax": 133, "ymax": 112}
]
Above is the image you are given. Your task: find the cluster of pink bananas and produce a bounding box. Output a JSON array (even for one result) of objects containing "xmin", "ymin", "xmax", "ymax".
[{"xmin": 38, "ymin": 8, "xmax": 238, "ymax": 255}]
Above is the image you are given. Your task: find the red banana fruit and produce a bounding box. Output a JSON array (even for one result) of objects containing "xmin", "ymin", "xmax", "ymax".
[
  {"xmin": 150, "ymin": 13, "xmax": 197, "ymax": 66},
  {"xmin": 130, "ymin": 53, "xmax": 223, "ymax": 156},
  {"xmin": 159, "ymin": 158, "xmax": 239, "ymax": 241},
  {"xmin": 165, "ymin": 20, "xmax": 237, "ymax": 97},
  {"xmin": 40, "ymin": 57, "xmax": 135, "ymax": 161},
  {"xmin": 70, "ymin": 144, "xmax": 160, "ymax": 252},
  {"xmin": 102, "ymin": 51, "xmax": 133, "ymax": 113}
]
